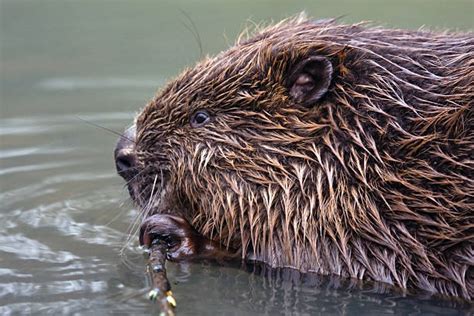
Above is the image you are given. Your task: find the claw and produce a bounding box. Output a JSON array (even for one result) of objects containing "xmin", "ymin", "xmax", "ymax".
[
  {"xmin": 138, "ymin": 213, "xmax": 235, "ymax": 262},
  {"xmin": 139, "ymin": 214, "xmax": 195, "ymax": 260}
]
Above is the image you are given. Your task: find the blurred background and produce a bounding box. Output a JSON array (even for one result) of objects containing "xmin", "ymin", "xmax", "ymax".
[{"xmin": 1, "ymin": 0, "xmax": 473, "ymax": 314}]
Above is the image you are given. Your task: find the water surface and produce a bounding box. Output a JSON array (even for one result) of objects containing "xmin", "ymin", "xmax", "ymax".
[{"xmin": 1, "ymin": 0, "xmax": 472, "ymax": 314}]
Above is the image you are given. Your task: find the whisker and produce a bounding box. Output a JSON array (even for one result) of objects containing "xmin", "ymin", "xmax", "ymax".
[
  {"xmin": 147, "ymin": 174, "xmax": 159, "ymax": 208},
  {"xmin": 122, "ymin": 174, "xmax": 161, "ymax": 251},
  {"xmin": 102, "ymin": 205, "xmax": 129, "ymax": 228},
  {"xmin": 123, "ymin": 167, "xmax": 148, "ymax": 188},
  {"xmin": 179, "ymin": 9, "xmax": 203, "ymax": 58},
  {"xmin": 75, "ymin": 116, "xmax": 135, "ymax": 143}
]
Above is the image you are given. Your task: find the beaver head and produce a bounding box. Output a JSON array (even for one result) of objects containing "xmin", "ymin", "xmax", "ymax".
[{"xmin": 115, "ymin": 16, "xmax": 473, "ymax": 299}]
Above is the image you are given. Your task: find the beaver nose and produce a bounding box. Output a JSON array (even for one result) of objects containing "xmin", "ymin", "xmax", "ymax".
[{"xmin": 114, "ymin": 125, "xmax": 137, "ymax": 180}]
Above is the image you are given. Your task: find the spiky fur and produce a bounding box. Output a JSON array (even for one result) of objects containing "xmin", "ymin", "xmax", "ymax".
[{"xmin": 132, "ymin": 16, "xmax": 473, "ymax": 299}]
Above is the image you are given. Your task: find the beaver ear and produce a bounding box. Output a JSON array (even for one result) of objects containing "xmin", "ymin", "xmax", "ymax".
[{"xmin": 287, "ymin": 56, "xmax": 333, "ymax": 106}]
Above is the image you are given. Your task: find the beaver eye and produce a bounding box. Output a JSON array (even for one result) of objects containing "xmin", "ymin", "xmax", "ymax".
[{"xmin": 190, "ymin": 110, "xmax": 210, "ymax": 128}]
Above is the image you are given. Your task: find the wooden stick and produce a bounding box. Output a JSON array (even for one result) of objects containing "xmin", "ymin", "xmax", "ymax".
[{"xmin": 145, "ymin": 239, "xmax": 176, "ymax": 315}]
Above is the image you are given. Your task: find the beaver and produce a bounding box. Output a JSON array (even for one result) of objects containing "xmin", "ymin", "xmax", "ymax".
[{"xmin": 114, "ymin": 15, "xmax": 474, "ymax": 299}]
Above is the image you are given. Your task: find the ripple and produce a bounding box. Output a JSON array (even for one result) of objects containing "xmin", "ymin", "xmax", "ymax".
[
  {"xmin": 17, "ymin": 208, "xmax": 125, "ymax": 245},
  {"xmin": 46, "ymin": 279, "xmax": 107, "ymax": 295},
  {"xmin": 0, "ymin": 147, "xmax": 74, "ymax": 159},
  {"xmin": 0, "ymin": 112, "xmax": 134, "ymax": 136},
  {"xmin": 0, "ymin": 160, "xmax": 83, "ymax": 176},
  {"xmin": 0, "ymin": 269, "xmax": 33, "ymax": 278},
  {"xmin": 0, "ymin": 234, "xmax": 79, "ymax": 262},
  {"xmin": 37, "ymin": 77, "xmax": 165, "ymax": 91},
  {"xmin": 0, "ymin": 125, "xmax": 54, "ymax": 135},
  {"xmin": 1, "ymin": 298, "xmax": 145, "ymax": 316}
]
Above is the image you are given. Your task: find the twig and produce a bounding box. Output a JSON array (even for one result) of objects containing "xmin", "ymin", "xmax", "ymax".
[{"xmin": 144, "ymin": 239, "xmax": 176, "ymax": 315}]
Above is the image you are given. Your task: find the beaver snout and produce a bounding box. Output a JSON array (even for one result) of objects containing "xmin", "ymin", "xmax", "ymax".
[{"xmin": 114, "ymin": 125, "xmax": 137, "ymax": 181}]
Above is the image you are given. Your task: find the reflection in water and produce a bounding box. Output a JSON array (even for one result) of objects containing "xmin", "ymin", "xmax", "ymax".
[
  {"xmin": 114, "ymin": 257, "xmax": 473, "ymax": 315},
  {"xmin": 1, "ymin": 0, "xmax": 472, "ymax": 314}
]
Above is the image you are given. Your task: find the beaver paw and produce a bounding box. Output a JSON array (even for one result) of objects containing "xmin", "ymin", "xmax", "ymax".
[{"xmin": 139, "ymin": 214, "xmax": 203, "ymax": 261}]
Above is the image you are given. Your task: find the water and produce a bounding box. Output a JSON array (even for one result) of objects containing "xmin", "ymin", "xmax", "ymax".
[{"xmin": 1, "ymin": 0, "xmax": 472, "ymax": 314}]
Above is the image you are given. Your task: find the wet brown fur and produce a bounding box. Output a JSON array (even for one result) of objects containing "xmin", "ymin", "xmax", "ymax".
[{"xmin": 131, "ymin": 16, "xmax": 473, "ymax": 299}]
